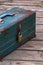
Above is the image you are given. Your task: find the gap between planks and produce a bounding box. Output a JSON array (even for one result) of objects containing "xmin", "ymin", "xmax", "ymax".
[{"xmin": 1, "ymin": 61, "xmax": 43, "ymax": 65}]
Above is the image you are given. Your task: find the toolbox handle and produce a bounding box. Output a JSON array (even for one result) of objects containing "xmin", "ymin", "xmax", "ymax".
[
  {"xmin": 0, "ymin": 12, "xmax": 19, "ymax": 24},
  {"xmin": 0, "ymin": 13, "xmax": 15, "ymax": 24},
  {"xmin": 0, "ymin": 11, "xmax": 19, "ymax": 19},
  {"xmin": 0, "ymin": 13, "xmax": 15, "ymax": 19}
]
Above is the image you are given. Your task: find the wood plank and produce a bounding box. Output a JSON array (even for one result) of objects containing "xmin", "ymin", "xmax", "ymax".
[
  {"xmin": 3, "ymin": 49, "xmax": 43, "ymax": 61},
  {"xmin": 33, "ymin": 33, "xmax": 43, "ymax": 40},
  {"xmin": 1, "ymin": 1, "xmax": 43, "ymax": 8},
  {"xmin": 1, "ymin": 1, "xmax": 40, "ymax": 5},
  {"xmin": 0, "ymin": 61, "xmax": 36, "ymax": 65},
  {"xmin": 12, "ymin": 61, "xmax": 43, "ymax": 65},
  {"xmin": 18, "ymin": 41, "xmax": 43, "ymax": 51},
  {"xmin": 0, "ymin": 61, "xmax": 11, "ymax": 65},
  {"xmin": 11, "ymin": 61, "xmax": 43, "ymax": 65},
  {"xmin": 36, "ymin": 25, "xmax": 43, "ymax": 33},
  {"xmin": 0, "ymin": 61, "xmax": 43, "ymax": 65},
  {"xmin": 1, "ymin": 1, "xmax": 41, "ymax": 6},
  {"xmin": 36, "ymin": 18, "xmax": 43, "ymax": 24},
  {"xmin": 1, "ymin": 3, "xmax": 42, "ymax": 7},
  {"xmin": 11, "ymin": 61, "xmax": 35, "ymax": 65},
  {"xmin": 36, "ymin": 12, "xmax": 43, "ymax": 18}
]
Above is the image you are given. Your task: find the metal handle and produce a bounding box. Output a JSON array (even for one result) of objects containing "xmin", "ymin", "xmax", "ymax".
[
  {"xmin": 0, "ymin": 13, "xmax": 15, "ymax": 19},
  {"xmin": 0, "ymin": 12, "xmax": 19, "ymax": 24},
  {"xmin": 0, "ymin": 13, "xmax": 15, "ymax": 24},
  {"xmin": 0, "ymin": 11, "xmax": 19, "ymax": 19}
]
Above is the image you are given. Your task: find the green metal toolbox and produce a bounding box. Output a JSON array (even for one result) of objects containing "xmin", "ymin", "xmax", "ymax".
[{"xmin": 0, "ymin": 7, "xmax": 36, "ymax": 60}]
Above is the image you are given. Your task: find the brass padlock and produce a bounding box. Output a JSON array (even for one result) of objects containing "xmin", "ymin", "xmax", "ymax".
[
  {"xmin": 18, "ymin": 32, "xmax": 22, "ymax": 42},
  {"xmin": 18, "ymin": 24, "xmax": 22, "ymax": 42}
]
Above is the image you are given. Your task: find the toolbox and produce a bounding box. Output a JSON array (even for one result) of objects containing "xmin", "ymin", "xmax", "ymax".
[{"xmin": 0, "ymin": 7, "xmax": 36, "ymax": 60}]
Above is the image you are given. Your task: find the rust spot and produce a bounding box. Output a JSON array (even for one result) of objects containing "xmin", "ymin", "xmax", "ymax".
[
  {"xmin": 0, "ymin": 55, "xmax": 3, "ymax": 61},
  {"xmin": 1, "ymin": 29, "xmax": 9, "ymax": 35}
]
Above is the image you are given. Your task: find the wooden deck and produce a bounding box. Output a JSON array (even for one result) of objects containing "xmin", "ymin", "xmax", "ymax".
[{"xmin": 0, "ymin": 0, "xmax": 43, "ymax": 65}]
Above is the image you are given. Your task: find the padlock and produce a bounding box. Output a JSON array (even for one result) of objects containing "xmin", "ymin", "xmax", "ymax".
[
  {"xmin": 18, "ymin": 24, "xmax": 22, "ymax": 42},
  {"xmin": 18, "ymin": 32, "xmax": 22, "ymax": 42}
]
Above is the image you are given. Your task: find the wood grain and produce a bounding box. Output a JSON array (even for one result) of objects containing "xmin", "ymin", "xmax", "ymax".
[
  {"xmin": 11, "ymin": 61, "xmax": 43, "ymax": 65},
  {"xmin": 36, "ymin": 25, "xmax": 43, "ymax": 33},
  {"xmin": 1, "ymin": 1, "xmax": 42, "ymax": 7},
  {"xmin": 18, "ymin": 41, "xmax": 43, "ymax": 51},
  {"xmin": 3, "ymin": 49, "xmax": 43, "ymax": 61},
  {"xmin": 36, "ymin": 12, "xmax": 43, "ymax": 17},
  {"xmin": 1, "ymin": 61, "xmax": 43, "ymax": 65},
  {"xmin": 36, "ymin": 18, "xmax": 43, "ymax": 24},
  {"xmin": 0, "ymin": 61, "xmax": 11, "ymax": 65}
]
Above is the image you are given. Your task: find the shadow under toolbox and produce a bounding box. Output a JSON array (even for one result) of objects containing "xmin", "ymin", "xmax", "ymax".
[{"xmin": 0, "ymin": 7, "xmax": 36, "ymax": 60}]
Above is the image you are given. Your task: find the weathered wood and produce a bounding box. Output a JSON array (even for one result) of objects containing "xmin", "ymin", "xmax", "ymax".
[
  {"xmin": 0, "ymin": 61, "xmax": 11, "ymax": 65},
  {"xmin": 18, "ymin": 41, "xmax": 43, "ymax": 51},
  {"xmin": 0, "ymin": 1, "xmax": 43, "ymax": 9},
  {"xmin": 3, "ymin": 49, "xmax": 43, "ymax": 61},
  {"xmin": 33, "ymin": 33, "xmax": 43, "ymax": 40},
  {"xmin": 0, "ymin": 61, "xmax": 43, "ymax": 65},
  {"xmin": 11, "ymin": 61, "xmax": 43, "ymax": 65},
  {"xmin": 36, "ymin": 18, "xmax": 43, "ymax": 24},
  {"xmin": 0, "ymin": 0, "xmax": 40, "ymax": 5},
  {"xmin": 36, "ymin": 12, "xmax": 43, "ymax": 17},
  {"xmin": 36, "ymin": 25, "xmax": 43, "ymax": 33},
  {"xmin": 1, "ymin": 1, "xmax": 42, "ymax": 7}
]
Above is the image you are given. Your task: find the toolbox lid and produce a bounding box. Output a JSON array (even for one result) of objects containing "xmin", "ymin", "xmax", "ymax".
[{"xmin": 0, "ymin": 7, "xmax": 34, "ymax": 32}]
